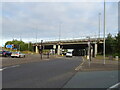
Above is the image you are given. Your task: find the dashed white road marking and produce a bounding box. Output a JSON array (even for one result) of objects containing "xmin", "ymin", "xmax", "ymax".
[
  {"xmin": 11, "ymin": 65, "xmax": 20, "ymax": 68},
  {"xmin": 75, "ymin": 57, "xmax": 85, "ymax": 71},
  {"xmin": 107, "ymin": 82, "xmax": 120, "ymax": 90},
  {"xmin": 0, "ymin": 65, "xmax": 20, "ymax": 71},
  {"xmin": 0, "ymin": 69, "xmax": 3, "ymax": 71}
]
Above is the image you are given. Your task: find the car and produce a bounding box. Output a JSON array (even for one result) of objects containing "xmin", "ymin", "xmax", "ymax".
[
  {"xmin": 11, "ymin": 52, "xmax": 25, "ymax": 58},
  {"xmin": 66, "ymin": 52, "xmax": 73, "ymax": 57},
  {"xmin": 1, "ymin": 50, "xmax": 12, "ymax": 57},
  {"xmin": 0, "ymin": 51, "xmax": 2, "ymax": 57}
]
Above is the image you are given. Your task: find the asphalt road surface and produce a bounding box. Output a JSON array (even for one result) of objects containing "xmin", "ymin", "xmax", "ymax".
[
  {"xmin": 2, "ymin": 56, "xmax": 82, "ymax": 88},
  {"xmin": 64, "ymin": 70, "xmax": 119, "ymax": 88}
]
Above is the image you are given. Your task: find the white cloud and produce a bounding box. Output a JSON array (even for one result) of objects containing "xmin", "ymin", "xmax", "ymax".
[{"xmin": 1, "ymin": 2, "xmax": 118, "ymax": 45}]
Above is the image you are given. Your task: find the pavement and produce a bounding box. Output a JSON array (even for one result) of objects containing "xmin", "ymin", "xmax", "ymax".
[
  {"xmin": 80, "ymin": 57, "xmax": 119, "ymax": 71},
  {"xmin": 63, "ymin": 70, "xmax": 119, "ymax": 88},
  {"xmin": 63, "ymin": 57, "xmax": 120, "ymax": 89}
]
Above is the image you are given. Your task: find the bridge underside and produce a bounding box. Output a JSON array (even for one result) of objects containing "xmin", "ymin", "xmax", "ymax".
[
  {"xmin": 43, "ymin": 44, "xmax": 88, "ymax": 49},
  {"xmin": 33, "ymin": 43, "xmax": 103, "ymax": 57}
]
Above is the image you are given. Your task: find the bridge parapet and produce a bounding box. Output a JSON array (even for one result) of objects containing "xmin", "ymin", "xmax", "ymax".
[{"xmin": 33, "ymin": 38, "xmax": 103, "ymax": 46}]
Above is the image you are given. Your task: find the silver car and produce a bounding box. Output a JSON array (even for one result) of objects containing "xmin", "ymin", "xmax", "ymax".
[
  {"xmin": 66, "ymin": 52, "xmax": 73, "ymax": 57},
  {"xmin": 11, "ymin": 52, "xmax": 25, "ymax": 58}
]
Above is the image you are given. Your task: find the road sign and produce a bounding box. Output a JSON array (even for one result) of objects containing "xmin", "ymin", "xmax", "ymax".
[{"xmin": 6, "ymin": 45, "xmax": 13, "ymax": 48}]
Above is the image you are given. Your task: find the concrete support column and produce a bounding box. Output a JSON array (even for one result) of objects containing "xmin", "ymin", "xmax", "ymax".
[
  {"xmin": 94, "ymin": 43, "xmax": 97, "ymax": 57},
  {"xmin": 53, "ymin": 45, "xmax": 56, "ymax": 55},
  {"xmin": 57, "ymin": 45, "xmax": 60, "ymax": 55},
  {"xmin": 91, "ymin": 48, "xmax": 93, "ymax": 58},
  {"xmin": 35, "ymin": 45, "xmax": 39, "ymax": 53},
  {"xmin": 87, "ymin": 48, "xmax": 89, "ymax": 60}
]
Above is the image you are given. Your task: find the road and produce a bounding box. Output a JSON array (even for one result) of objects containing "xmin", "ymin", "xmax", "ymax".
[
  {"xmin": 64, "ymin": 70, "xmax": 119, "ymax": 88},
  {"xmin": 2, "ymin": 56, "xmax": 82, "ymax": 88},
  {"xmin": 2, "ymin": 56, "xmax": 119, "ymax": 89}
]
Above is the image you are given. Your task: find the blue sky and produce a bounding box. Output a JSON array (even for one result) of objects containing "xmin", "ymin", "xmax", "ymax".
[{"xmin": 1, "ymin": 1, "xmax": 118, "ymax": 46}]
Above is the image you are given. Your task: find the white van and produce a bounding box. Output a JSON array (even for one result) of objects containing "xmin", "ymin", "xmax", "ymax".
[{"xmin": 66, "ymin": 52, "xmax": 73, "ymax": 57}]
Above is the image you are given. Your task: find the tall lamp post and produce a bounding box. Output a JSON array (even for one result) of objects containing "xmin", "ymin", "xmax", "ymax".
[
  {"xmin": 103, "ymin": 0, "xmax": 106, "ymax": 65},
  {"xmin": 40, "ymin": 40, "xmax": 43, "ymax": 60},
  {"xmin": 58, "ymin": 23, "xmax": 61, "ymax": 55},
  {"xmin": 59, "ymin": 23, "xmax": 61, "ymax": 42},
  {"xmin": 98, "ymin": 13, "xmax": 101, "ymax": 39},
  {"xmin": 86, "ymin": 36, "xmax": 91, "ymax": 67}
]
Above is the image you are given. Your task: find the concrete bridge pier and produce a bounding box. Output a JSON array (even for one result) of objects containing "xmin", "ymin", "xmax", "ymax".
[
  {"xmin": 94, "ymin": 43, "xmax": 97, "ymax": 57},
  {"xmin": 35, "ymin": 45, "xmax": 39, "ymax": 53},
  {"xmin": 57, "ymin": 45, "xmax": 61, "ymax": 55}
]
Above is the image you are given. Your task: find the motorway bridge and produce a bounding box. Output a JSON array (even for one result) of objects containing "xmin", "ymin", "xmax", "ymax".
[{"xmin": 33, "ymin": 38, "xmax": 104, "ymax": 57}]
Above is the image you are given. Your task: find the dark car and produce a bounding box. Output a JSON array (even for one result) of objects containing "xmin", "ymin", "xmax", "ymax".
[
  {"xmin": 2, "ymin": 51, "xmax": 12, "ymax": 57},
  {"xmin": 0, "ymin": 51, "xmax": 2, "ymax": 57}
]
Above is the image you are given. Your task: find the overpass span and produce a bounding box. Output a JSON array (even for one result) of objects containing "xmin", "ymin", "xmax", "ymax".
[{"xmin": 33, "ymin": 38, "xmax": 104, "ymax": 57}]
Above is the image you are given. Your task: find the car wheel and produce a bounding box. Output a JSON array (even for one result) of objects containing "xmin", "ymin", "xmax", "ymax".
[
  {"xmin": 19, "ymin": 55, "xmax": 21, "ymax": 58},
  {"xmin": 24, "ymin": 55, "xmax": 25, "ymax": 58},
  {"xmin": 11, "ymin": 56, "xmax": 14, "ymax": 58}
]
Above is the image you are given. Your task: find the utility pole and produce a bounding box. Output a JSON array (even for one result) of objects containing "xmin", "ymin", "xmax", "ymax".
[
  {"xmin": 36, "ymin": 31, "xmax": 37, "ymax": 45},
  {"xmin": 20, "ymin": 34, "xmax": 22, "ymax": 41},
  {"xmin": 103, "ymin": 0, "xmax": 106, "ymax": 65},
  {"xmin": 98, "ymin": 13, "xmax": 101, "ymax": 39},
  {"xmin": 59, "ymin": 23, "xmax": 61, "ymax": 42},
  {"xmin": 87, "ymin": 36, "xmax": 91, "ymax": 67},
  {"xmin": 40, "ymin": 40, "xmax": 43, "ymax": 60},
  {"xmin": 19, "ymin": 45, "xmax": 20, "ymax": 51},
  {"xmin": 28, "ymin": 42, "xmax": 29, "ymax": 51},
  {"xmin": 58, "ymin": 23, "xmax": 61, "ymax": 55}
]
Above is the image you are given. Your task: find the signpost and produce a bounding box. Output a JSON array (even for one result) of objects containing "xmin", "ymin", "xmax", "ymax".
[
  {"xmin": 40, "ymin": 40, "xmax": 43, "ymax": 60},
  {"xmin": 87, "ymin": 36, "xmax": 91, "ymax": 68}
]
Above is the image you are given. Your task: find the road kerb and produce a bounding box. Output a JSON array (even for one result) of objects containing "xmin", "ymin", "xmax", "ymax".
[
  {"xmin": 75, "ymin": 57, "xmax": 85, "ymax": 71},
  {"xmin": 107, "ymin": 82, "xmax": 120, "ymax": 90}
]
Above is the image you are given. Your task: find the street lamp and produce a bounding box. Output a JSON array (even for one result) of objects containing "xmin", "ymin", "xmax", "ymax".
[
  {"xmin": 98, "ymin": 13, "xmax": 101, "ymax": 39},
  {"xmin": 86, "ymin": 36, "xmax": 91, "ymax": 67},
  {"xmin": 59, "ymin": 23, "xmax": 61, "ymax": 42},
  {"xmin": 103, "ymin": 0, "xmax": 106, "ymax": 65},
  {"xmin": 40, "ymin": 40, "xmax": 43, "ymax": 59}
]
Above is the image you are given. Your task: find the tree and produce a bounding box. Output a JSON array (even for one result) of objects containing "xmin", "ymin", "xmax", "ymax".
[
  {"xmin": 115, "ymin": 33, "xmax": 120, "ymax": 57},
  {"xmin": 105, "ymin": 33, "xmax": 115, "ymax": 55},
  {"xmin": 28, "ymin": 42, "xmax": 33, "ymax": 51},
  {"xmin": 5, "ymin": 40, "xmax": 33, "ymax": 51}
]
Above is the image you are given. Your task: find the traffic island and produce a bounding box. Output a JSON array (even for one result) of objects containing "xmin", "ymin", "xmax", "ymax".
[
  {"xmin": 63, "ymin": 57, "xmax": 119, "ymax": 88},
  {"xmin": 80, "ymin": 57, "xmax": 119, "ymax": 72}
]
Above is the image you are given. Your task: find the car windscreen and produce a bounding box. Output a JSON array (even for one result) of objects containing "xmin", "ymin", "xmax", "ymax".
[
  {"xmin": 67, "ymin": 52, "xmax": 72, "ymax": 54},
  {"xmin": 12, "ymin": 52, "xmax": 18, "ymax": 54},
  {"xmin": 6, "ymin": 51, "xmax": 11, "ymax": 53},
  {"xmin": 0, "ymin": 51, "xmax": 2, "ymax": 54}
]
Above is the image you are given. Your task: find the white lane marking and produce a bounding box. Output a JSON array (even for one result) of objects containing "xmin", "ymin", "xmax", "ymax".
[
  {"xmin": 0, "ymin": 68, "xmax": 6, "ymax": 71},
  {"xmin": 11, "ymin": 65, "xmax": 20, "ymax": 68},
  {"xmin": 107, "ymin": 82, "xmax": 120, "ymax": 90},
  {"xmin": 75, "ymin": 57, "xmax": 85, "ymax": 71},
  {"xmin": 0, "ymin": 65, "xmax": 20, "ymax": 71}
]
